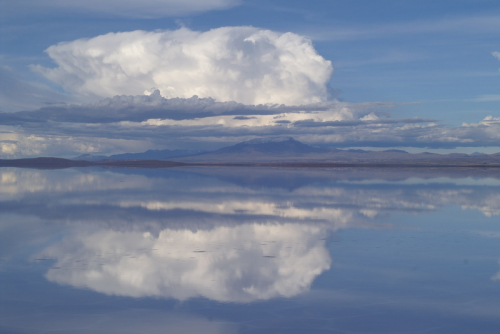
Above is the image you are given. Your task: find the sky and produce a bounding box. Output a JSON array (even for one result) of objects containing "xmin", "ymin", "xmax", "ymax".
[{"xmin": 1, "ymin": 0, "xmax": 500, "ymax": 158}]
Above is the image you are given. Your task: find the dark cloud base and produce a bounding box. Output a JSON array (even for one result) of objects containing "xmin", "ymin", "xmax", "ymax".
[{"xmin": 1, "ymin": 91, "xmax": 499, "ymax": 157}]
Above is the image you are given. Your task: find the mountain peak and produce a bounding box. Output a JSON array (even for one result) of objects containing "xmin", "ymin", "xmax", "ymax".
[
  {"xmin": 242, "ymin": 136, "xmax": 296, "ymax": 145},
  {"xmin": 74, "ymin": 153, "xmax": 107, "ymax": 161},
  {"xmin": 209, "ymin": 136, "xmax": 329, "ymax": 157}
]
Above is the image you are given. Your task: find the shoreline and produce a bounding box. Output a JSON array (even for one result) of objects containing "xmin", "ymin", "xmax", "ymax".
[{"xmin": 2, "ymin": 157, "xmax": 500, "ymax": 169}]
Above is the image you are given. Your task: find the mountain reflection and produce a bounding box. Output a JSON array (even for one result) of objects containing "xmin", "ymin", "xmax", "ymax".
[{"xmin": 1, "ymin": 167, "xmax": 500, "ymax": 303}]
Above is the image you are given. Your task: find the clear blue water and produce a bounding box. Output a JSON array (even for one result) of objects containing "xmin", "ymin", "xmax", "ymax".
[{"xmin": 1, "ymin": 167, "xmax": 499, "ymax": 333}]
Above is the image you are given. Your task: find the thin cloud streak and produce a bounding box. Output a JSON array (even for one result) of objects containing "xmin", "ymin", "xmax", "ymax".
[
  {"xmin": 305, "ymin": 14, "xmax": 500, "ymax": 41},
  {"xmin": 3, "ymin": 0, "xmax": 241, "ymax": 19}
]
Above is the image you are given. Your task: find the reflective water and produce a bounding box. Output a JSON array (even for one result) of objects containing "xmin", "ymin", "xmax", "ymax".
[{"xmin": 1, "ymin": 167, "xmax": 499, "ymax": 333}]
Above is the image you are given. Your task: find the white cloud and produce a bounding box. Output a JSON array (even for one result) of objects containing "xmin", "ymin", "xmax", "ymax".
[
  {"xmin": 39, "ymin": 223, "xmax": 331, "ymax": 303},
  {"xmin": 6, "ymin": 0, "xmax": 240, "ymax": 19},
  {"xmin": 0, "ymin": 125, "xmax": 153, "ymax": 159},
  {"xmin": 493, "ymin": 260, "xmax": 500, "ymax": 281},
  {"xmin": 34, "ymin": 27, "xmax": 333, "ymax": 106},
  {"xmin": 493, "ymin": 51, "xmax": 500, "ymax": 71}
]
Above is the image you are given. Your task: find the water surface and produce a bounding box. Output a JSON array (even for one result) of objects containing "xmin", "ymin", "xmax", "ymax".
[{"xmin": 1, "ymin": 167, "xmax": 499, "ymax": 333}]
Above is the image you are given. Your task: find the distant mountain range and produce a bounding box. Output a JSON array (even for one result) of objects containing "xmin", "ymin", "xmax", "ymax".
[
  {"xmin": 169, "ymin": 137, "xmax": 500, "ymax": 165},
  {"xmin": 75, "ymin": 149, "xmax": 206, "ymax": 161},
  {"xmin": 208, "ymin": 137, "xmax": 329, "ymax": 155},
  {"xmin": 69, "ymin": 136, "xmax": 500, "ymax": 166}
]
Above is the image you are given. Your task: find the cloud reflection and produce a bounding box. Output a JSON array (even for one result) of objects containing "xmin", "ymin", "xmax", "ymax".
[
  {"xmin": 118, "ymin": 199, "xmax": 357, "ymax": 225},
  {"xmin": 2, "ymin": 168, "xmax": 500, "ymax": 219},
  {"xmin": 2, "ymin": 167, "xmax": 500, "ymax": 303},
  {"xmin": 0, "ymin": 168, "xmax": 150, "ymax": 199},
  {"xmin": 39, "ymin": 223, "xmax": 330, "ymax": 303}
]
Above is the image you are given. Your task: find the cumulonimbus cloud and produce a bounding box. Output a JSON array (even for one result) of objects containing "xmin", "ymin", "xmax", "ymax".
[{"xmin": 33, "ymin": 27, "xmax": 333, "ymax": 106}]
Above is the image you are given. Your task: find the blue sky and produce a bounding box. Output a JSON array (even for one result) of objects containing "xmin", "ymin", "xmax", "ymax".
[{"xmin": 1, "ymin": 0, "xmax": 500, "ymax": 157}]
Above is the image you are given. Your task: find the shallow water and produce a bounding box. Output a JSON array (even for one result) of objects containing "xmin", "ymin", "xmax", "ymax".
[{"xmin": 1, "ymin": 167, "xmax": 499, "ymax": 333}]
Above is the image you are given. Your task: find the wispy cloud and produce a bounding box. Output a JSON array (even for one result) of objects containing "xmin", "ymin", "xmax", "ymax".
[
  {"xmin": 468, "ymin": 94, "xmax": 500, "ymax": 102},
  {"xmin": 4, "ymin": 0, "xmax": 240, "ymax": 19},
  {"xmin": 305, "ymin": 14, "xmax": 500, "ymax": 41}
]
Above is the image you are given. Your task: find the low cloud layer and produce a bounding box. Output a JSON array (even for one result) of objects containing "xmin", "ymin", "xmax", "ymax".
[
  {"xmin": 34, "ymin": 27, "xmax": 333, "ymax": 106},
  {"xmin": 2, "ymin": 90, "xmax": 500, "ymax": 158}
]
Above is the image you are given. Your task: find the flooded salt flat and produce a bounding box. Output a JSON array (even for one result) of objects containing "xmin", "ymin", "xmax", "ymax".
[{"xmin": 1, "ymin": 167, "xmax": 499, "ymax": 333}]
